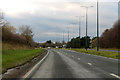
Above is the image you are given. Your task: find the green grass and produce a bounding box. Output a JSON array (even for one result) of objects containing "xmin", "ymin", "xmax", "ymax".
[
  {"xmin": 100, "ymin": 48, "xmax": 119, "ymax": 51},
  {"xmin": 68, "ymin": 48, "xmax": 119, "ymax": 59},
  {"xmin": 2, "ymin": 48, "xmax": 45, "ymax": 73},
  {"xmin": 93, "ymin": 47, "xmax": 119, "ymax": 51}
]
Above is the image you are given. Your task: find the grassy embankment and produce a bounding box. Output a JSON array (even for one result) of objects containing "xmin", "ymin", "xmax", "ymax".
[
  {"xmin": 2, "ymin": 43, "xmax": 46, "ymax": 73},
  {"xmin": 93, "ymin": 47, "xmax": 119, "ymax": 51},
  {"xmin": 67, "ymin": 48, "xmax": 119, "ymax": 59}
]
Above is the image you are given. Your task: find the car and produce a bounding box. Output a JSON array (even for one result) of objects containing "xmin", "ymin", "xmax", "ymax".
[
  {"xmin": 48, "ymin": 47, "xmax": 51, "ymax": 49},
  {"xmin": 56, "ymin": 46, "xmax": 58, "ymax": 48}
]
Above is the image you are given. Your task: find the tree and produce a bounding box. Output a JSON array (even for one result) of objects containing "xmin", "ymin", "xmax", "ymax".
[
  {"xmin": 92, "ymin": 37, "xmax": 97, "ymax": 41},
  {"xmin": 1, "ymin": 11, "xmax": 35, "ymax": 48},
  {"xmin": 19, "ymin": 25, "xmax": 34, "ymax": 47},
  {"xmin": 67, "ymin": 36, "xmax": 91, "ymax": 48},
  {"xmin": 0, "ymin": 10, "xmax": 4, "ymax": 27},
  {"xmin": 0, "ymin": 10, "xmax": 4, "ymax": 41},
  {"xmin": 91, "ymin": 37, "xmax": 97, "ymax": 48},
  {"xmin": 46, "ymin": 40, "xmax": 52, "ymax": 44},
  {"xmin": 99, "ymin": 20, "xmax": 119, "ymax": 48}
]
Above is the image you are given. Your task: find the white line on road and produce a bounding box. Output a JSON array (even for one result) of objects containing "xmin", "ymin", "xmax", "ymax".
[
  {"xmin": 88, "ymin": 63, "xmax": 92, "ymax": 66},
  {"xmin": 22, "ymin": 51, "xmax": 49, "ymax": 78},
  {"xmin": 78, "ymin": 58, "xmax": 80, "ymax": 60},
  {"xmin": 110, "ymin": 73, "xmax": 120, "ymax": 79}
]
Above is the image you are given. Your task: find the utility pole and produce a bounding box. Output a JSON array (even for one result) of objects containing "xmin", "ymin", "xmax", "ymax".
[
  {"xmin": 81, "ymin": 6, "xmax": 93, "ymax": 51},
  {"xmin": 63, "ymin": 31, "xmax": 64, "ymax": 43},
  {"xmin": 75, "ymin": 16, "xmax": 84, "ymax": 48},
  {"xmin": 68, "ymin": 26, "xmax": 69, "ymax": 42},
  {"xmin": 97, "ymin": 0, "xmax": 99, "ymax": 52},
  {"xmin": 72, "ymin": 24, "xmax": 74, "ymax": 38}
]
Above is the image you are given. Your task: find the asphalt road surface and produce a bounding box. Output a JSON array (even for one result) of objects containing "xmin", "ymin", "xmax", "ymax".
[{"xmin": 27, "ymin": 49, "xmax": 119, "ymax": 79}]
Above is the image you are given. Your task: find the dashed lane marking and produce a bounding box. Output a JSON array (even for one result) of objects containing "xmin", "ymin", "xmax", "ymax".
[
  {"xmin": 88, "ymin": 63, "xmax": 92, "ymax": 66},
  {"xmin": 78, "ymin": 58, "xmax": 80, "ymax": 60},
  {"xmin": 110, "ymin": 73, "xmax": 120, "ymax": 79}
]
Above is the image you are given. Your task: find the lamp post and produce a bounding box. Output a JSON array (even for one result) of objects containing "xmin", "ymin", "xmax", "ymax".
[
  {"xmin": 97, "ymin": 0, "xmax": 99, "ymax": 52},
  {"xmin": 75, "ymin": 16, "xmax": 84, "ymax": 48},
  {"xmin": 81, "ymin": 6, "xmax": 93, "ymax": 51},
  {"xmin": 63, "ymin": 31, "xmax": 64, "ymax": 43},
  {"xmin": 68, "ymin": 26, "xmax": 69, "ymax": 42}
]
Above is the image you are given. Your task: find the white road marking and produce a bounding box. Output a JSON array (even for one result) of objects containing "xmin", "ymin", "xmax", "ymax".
[
  {"xmin": 78, "ymin": 58, "xmax": 80, "ymax": 60},
  {"xmin": 22, "ymin": 51, "xmax": 49, "ymax": 78},
  {"xmin": 110, "ymin": 73, "xmax": 120, "ymax": 79},
  {"xmin": 88, "ymin": 63, "xmax": 92, "ymax": 66},
  {"xmin": 86, "ymin": 70, "xmax": 89, "ymax": 72}
]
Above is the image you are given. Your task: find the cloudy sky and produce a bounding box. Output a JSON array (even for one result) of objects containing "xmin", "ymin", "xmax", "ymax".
[{"xmin": 0, "ymin": 0, "xmax": 119, "ymax": 43}]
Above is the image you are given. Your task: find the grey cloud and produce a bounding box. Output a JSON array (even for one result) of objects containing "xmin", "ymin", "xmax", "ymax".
[{"xmin": 4, "ymin": 1, "xmax": 118, "ymax": 42}]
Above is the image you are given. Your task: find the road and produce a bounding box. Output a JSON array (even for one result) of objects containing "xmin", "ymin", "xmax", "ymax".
[{"xmin": 26, "ymin": 49, "xmax": 119, "ymax": 79}]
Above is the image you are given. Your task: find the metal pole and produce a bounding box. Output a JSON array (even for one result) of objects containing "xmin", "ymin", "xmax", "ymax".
[
  {"xmin": 86, "ymin": 7, "xmax": 88, "ymax": 51},
  {"xmin": 68, "ymin": 26, "xmax": 69, "ymax": 42},
  {"xmin": 79, "ymin": 17, "xmax": 81, "ymax": 48},
  {"xmin": 81, "ymin": 6, "xmax": 93, "ymax": 51},
  {"xmin": 63, "ymin": 31, "xmax": 64, "ymax": 43},
  {"xmin": 97, "ymin": 0, "xmax": 99, "ymax": 52},
  {"xmin": 75, "ymin": 16, "xmax": 83, "ymax": 48}
]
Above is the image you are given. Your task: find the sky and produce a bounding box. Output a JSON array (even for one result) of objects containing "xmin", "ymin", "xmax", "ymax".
[{"xmin": 0, "ymin": 0, "xmax": 119, "ymax": 43}]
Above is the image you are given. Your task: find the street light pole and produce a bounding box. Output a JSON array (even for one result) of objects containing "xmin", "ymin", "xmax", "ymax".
[
  {"xmin": 86, "ymin": 7, "xmax": 88, "ymax": 51},
  {"xmin": 81, "ymin": 6, "xmax": 93, "ymax": 51},
  {"xmin": 97, "ymin": 0, "xmax": 99, "ymax": 52},
  {"xmin": 63, "ymin": 31, "xmax": 64, "ymax": 43},
  {"xmin": 68, "ymin": 26, "xmax": 69, "ymax": 42},
  {"xmin": 75, "ymin": 16, "xmax": 84, "ymax": 48},
  {"xmin": 79, "ymin": 17, "xmax": 81, "ymax": 49}
]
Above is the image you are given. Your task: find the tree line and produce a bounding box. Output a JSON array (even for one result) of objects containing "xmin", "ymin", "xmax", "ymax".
[
  {"xmin": 99, "ymin": 20, "xmax": 119, "ymax": 49},
  {"xmin": 67, "ymin": 20, "xmax": 119, "ymax": 49},
  {"xmin": 0, "ymin": 11, "xmax": 34, "ymax": 47},
  {"xmin": 67, "ymin": 36, "xmax": 91, "ymax": 48}
]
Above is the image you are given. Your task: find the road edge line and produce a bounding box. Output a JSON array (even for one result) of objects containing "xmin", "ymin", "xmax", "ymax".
[{"xmin": 22, "ymin": 50, "xmax": 49, "ymax": 79}]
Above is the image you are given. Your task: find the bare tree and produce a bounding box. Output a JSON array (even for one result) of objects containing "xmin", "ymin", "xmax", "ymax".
[
  {"xmin": 19, "ymin": 25, "xmax": 34, "ymax": 47},
  {"xmin": 100, "ymin": 20, "xmax": 119, "ymax": 48},
  {"xmin": 0, "ymin": 10, "xmax": 4, "ymax": 27}
]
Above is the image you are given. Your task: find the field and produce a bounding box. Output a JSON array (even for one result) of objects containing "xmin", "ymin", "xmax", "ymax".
[
  {"xmin": 67, "ymin": 48, "xmax": 119, "ymax": 59},
  {"xmin": 2, "ymin": 48, "xmax": 45, "ymax": 73}
]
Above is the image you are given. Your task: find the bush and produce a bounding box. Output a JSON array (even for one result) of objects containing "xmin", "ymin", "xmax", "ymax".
[{"xmin": 99, "ymin": 20, "xmax": 119, "ymax": 49}]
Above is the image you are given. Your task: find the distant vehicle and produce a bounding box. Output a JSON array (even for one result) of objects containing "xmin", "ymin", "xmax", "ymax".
[
  {"xmin": 56, "ymin": 46, "xmax": 58, "ymax": 48},
  {"xmin": 59, "ymin": 46, "xmax": 63, "ymax": 48},
  {"xmin": 63, "ymin": 44, "xmax": 66, "ymax": 48},
  {"xmin": 48, "ymin": 47, "xmax": 51, "ymax": 49}
]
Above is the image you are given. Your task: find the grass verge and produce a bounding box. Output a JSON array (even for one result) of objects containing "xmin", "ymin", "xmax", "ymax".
[
  {"xmin": 68, "ymin": 48, "xmax": 119, "ymax": 59},
  {"xmin": 93, "ymin": 47, "xmax": 119, "ymax": 51},
  {"xmin": 2, "ymin": 48, "xmax": 46, "ymax": 73}
]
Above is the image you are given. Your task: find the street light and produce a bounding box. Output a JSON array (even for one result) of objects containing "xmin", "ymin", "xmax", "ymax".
[
  {"xmin": 97, "ymin": 0, "xmax": 99, "ymax": 52},
  {"xmin": 63, "ymin": 31, "xmax": 64, "ymax": 43},
  {"xmin": 75, "ymin": 16, "xmax": 84, "ymax": 48},
  {"xmin": 81, "ymin": 6, "xmax": 93, "ymax": 51},
  {"xmin": 68, "ymin": 26, "xmax": 69, "ymax": 42}
]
